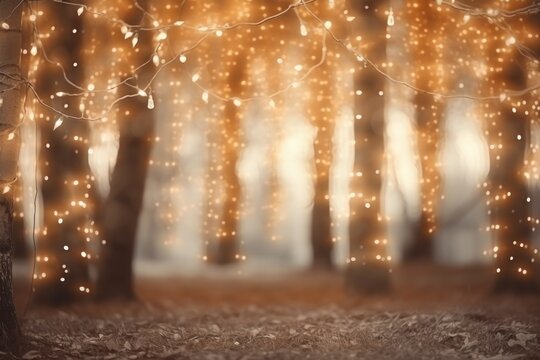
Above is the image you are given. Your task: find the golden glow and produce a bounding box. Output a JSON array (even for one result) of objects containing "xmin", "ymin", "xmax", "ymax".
[{"xmin": 2, "ymin": 0, "xmax": 538, "ymax": 297}]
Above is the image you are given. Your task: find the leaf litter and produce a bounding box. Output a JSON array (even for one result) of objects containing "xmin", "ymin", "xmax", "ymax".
[{"xmin": 9, "ymin": 271, "xmax": 540, "ymax": 359}]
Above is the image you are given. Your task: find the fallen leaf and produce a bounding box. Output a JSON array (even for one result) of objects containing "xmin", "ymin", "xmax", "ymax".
[
  {"xmin": 508, "ymin": 333, "xmax": 536, "ymax": 348},
  {"xmin": 104, "ymin": 339, "xmax": 121, "ymax": 351},
  {"xmin": 22, "ymin": 350, "xmax": 41, "ymax": 359},
  {"xmin": 461, "ymin": 338, "xmax": 478, "ymax": 350},
  {"xmin": 210, "ymin": 324, "xmax": 220, "ymax": 333},
  {"xmin": 516, "ymin": 333, "xmax": 536, "ymax": 342}
]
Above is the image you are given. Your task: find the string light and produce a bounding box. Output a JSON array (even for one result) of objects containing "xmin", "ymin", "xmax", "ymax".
[{"xmin": 1, "ymin": 0, "xmax": 538, "ymax": 295}]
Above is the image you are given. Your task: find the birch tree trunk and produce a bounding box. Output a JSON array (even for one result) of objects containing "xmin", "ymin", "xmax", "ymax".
[
  {"xmin": 0, "ymin": 0, "xmax": 23, "ymax": 351},
  {"xmin": 94, "ymin": 0, "xmax": 155, "ymax": 300},
  {"xmin": 345, "ymin": 0, "xmax": 390, "ymax": 293}
]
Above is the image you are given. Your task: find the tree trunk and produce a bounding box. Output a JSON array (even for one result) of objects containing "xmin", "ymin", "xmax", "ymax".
[
  {"xmin": 309, "ymin": 33, "xmax": 336, "ymax": 270},
  {"xmin": 488, "ymin": 3, "xmax": 539, "ymax": 291},
  {"xmin": 406, "ymin": 89, "xmax": 441, "ymax": 261},
  {"xmin": 345, "ymin": 0, "xmax": 390, "ymax": 293},
  {"xmin": 207, "ymin": 57, "xmax": 245, "ymax": 265},
  {"xmin": 12, "ymin": 177, "xmax": 27, "ymax": 259},
  {"xmin": 402, "ymin": 1, "xmax": 447, "ymax": 262},
  {"xmin": 311, "ymin": 173, "xmax": 333, "ymax": 269},
  {"xmin": 0, "ymin": 196, "xmax": 21, "ymax": 353},
  {"xmin": 0, "ymin": 0, "xmax": 24, "ymax": 351},
  {"xmin": 33, "ymin": 0, "xmax": 92, "ymax": 305},
  {"xmin": 12, "ymin": 2, "xmax": 35, "ymax": 261},
  {"xmin": 94, "ymin": 0, "xmax": 155, "ymax": 300}
]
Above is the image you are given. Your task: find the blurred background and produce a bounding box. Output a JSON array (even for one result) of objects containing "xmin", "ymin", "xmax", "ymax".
[{"xmin": 9, "ymin": 0, "xmax": 540, "ymax": 300}]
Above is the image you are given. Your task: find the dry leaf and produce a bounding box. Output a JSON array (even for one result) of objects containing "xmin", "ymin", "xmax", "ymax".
[
  {"xmin": 508, "ymin": 333, "xmax": 536, "ymax": 348},
  {"xmin": 22, "ymin": 350, "xmax": 41, "ymax": 359}
]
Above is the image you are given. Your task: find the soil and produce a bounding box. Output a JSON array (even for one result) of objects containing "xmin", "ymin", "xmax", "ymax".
[{"xmin": 4, "ymin": 264, "xmax": 540, "ymax": 359}]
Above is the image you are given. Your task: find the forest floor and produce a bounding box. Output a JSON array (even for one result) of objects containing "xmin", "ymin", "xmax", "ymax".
[{"xmin": 5, "ymin": 264, "xmax": 540, "ymax": 359}]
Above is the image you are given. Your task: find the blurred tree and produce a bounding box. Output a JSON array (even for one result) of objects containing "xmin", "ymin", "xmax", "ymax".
[
  {"xmin": 207, "ymin": 55, "xmax": 246, "ymax": 265},
  {"xmin": 0, "ymin": 0, "xmax": 24, "ymax": 351},
  {"xmin": 345, "ymin": 0, "xmax": 390, "ymax": 292},
  {"xmin": 13, "ymin": 4, "xmax": 34, "ymax": 261},
  {"xmin": 403, "ymin": 1, "xmax": 449, "ymax": 262},
  {"xmin": 309, "ymin": 71, "xmax": 335, "ymax": 269},
  {"xmin": 33, "ymin": 0, "xmax": 92, "ymax": 304},
  {"xmin": 487, "ymin": 0, "xmax": 540, "ymax": 292},
  {"xmin": 308, "ymin": 2, "xmax": 338, "ymax": 270},
  {"xmin": 12, "ymin": 174, "xmax": 28, "ymax": 259},
  {"xmin": 95, "ymin": 0, "xmax": 156, "ymax": 300}
]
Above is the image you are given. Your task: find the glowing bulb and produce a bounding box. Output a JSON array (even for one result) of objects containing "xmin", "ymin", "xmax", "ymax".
[
  {"xmin": 202, "ymin": 92, "xmax": 209, "ymax": 104},
  {"xmin": 505, "ymin": 36, "xmax": 516, "ymax": 46},
  {"xmin": 324, "ymin": 21, "xmax": 332, "ymax": 29},
  {"xmin": 191, "ymin": 73, "xmax": 200, "ymax": 82},
  {"xmin": 233, "ymin": 98, "xmax": 242, "ymax": 107},
  {"xmin": 1, "ymin": 23, "xmax": 10, "ymax": 30},
  {"xmin": 152, "ymin": 54, "xmax": 160, "ymax": 66},
  {"xmin": 77, "ymin": 6, "xmax": 84, "ymax": 16},
  {"xmin": 53, "ymin": 118, "xmax": 63, "ymax": 131},
  {"xmin": 137, "ymin": 89, "xmax": 148, "ymax": 97},
  {"xmin": 30, "ymin": 45, "xmax": 38, "ymax": 56},
  {"xmin": 300, "ymin": 24, "xmax": 308, "ymax": 37},
  {"xmin": 179, "ymin": 54, "xmax": 187, "ymax": 63},
  {"xmin": 387, "ymin": 9, "xmax": 394, "ymax": 26},
  {"xmin": 156, "ymin": 31, "xmax": 167, "ymax": 41},
  {"xmin": 131, "ymin": 36, "xmax": 138, "ymax": 48},
  {"xmin": 147, "ymin": 94, "xmax": 155, "ymax": 109}
]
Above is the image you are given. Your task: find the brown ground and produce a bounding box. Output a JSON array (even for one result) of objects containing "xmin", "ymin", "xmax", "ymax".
[{"xmin": 5, "ymin": 264, "xmax": 540, "ymax": 359}]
